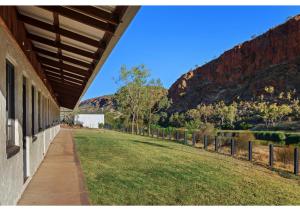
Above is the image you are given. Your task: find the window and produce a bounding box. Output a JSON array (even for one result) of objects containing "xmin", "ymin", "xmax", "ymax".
[
  {"xmin": 38, "ymin": 91, "xmax": 41, "ymax": 131},
  {"xmin": 32, "ymin": 86, "xmax": 35, "ymax": 136},
  {"xmin": 6, "ymin": 60, "xmax": 15, "ymax": 148}
]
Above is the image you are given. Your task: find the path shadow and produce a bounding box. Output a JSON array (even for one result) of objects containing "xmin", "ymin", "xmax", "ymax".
[{"xmin": 132, "ymin": 140, "xmax": 170, "ymax": 149}]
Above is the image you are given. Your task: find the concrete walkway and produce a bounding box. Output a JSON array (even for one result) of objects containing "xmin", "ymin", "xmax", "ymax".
[{"xmin": 18, "ymin": 129, "xmax": 89, "ymax": 205}]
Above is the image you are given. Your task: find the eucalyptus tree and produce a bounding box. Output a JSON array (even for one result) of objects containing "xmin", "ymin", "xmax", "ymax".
[{"xmin": 115, "ymin": 65, "xmax": 149, "ymax": 133}]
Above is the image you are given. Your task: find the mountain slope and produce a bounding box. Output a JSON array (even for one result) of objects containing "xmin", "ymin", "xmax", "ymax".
[
  {"xmin": 168, "ymin": 15, "xmax": 300, "ymax": 112},
  {"xmin": 78, "ymin": 95, "xmax": 116, "ymax": 113}
]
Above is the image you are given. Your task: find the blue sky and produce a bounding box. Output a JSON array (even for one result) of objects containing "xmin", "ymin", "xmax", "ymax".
[{"xmin": 82, "ymin": 6, "xmax": 300, "ymax": 100}]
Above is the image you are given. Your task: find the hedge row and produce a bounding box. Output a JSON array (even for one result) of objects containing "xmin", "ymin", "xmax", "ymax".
[{"xmin": 218, "ymin": 131, "xmax": 300, "ymax": 145}]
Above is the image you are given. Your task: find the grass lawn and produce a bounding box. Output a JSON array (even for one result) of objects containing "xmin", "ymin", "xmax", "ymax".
[{"xmin": 74, "ymin": 129, "xmax": 300, "ymax": 205}]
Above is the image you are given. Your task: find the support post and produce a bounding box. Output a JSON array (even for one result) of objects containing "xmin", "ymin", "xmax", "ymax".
[
  {"xmin": 214, "ymin": 136, "xmax": 218, "ymax": 152},
  {"xmin": 294, "ymin": 147, "xmax": 299, "ymax": 175},
  {"xmin": 184, "ymin": 131, "xmax": 187, "ymax": 145},
  {"xmin": 192, "ymin": 132, "xmax": 196, "ymax": 146},
  {"xmin": 204, "ymin": 135, "xmax": 207, "ymax": 150},
  {"xmin": 162, "ymin": 129, "xmax": 165, "ymax": 140},
  {"xmin": 176, "ymin": 130, "xmax": 179, "ymax": 141},
  {"xmin": 269, "ymin": 144, "xmax": 274, "ymax": 168},
  {"xmin": 231, "ymin": 139, "xmax": 235, "ymax": 156},
  {"xmin": 248, "ymin": 141, "xmax": 252, "ymax": 161}
]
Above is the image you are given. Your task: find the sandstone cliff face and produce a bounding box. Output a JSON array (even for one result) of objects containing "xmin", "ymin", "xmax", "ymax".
[{"xmin": 168, "ymin": 15, "xmax": 300, "ymax": 112}]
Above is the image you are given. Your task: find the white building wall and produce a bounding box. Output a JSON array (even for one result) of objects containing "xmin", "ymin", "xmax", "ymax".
[
  {"xmin": 0, "ymin": 21, "xmax": 60, "ymax": 205},
  {"xmin": 75, "ymin": 114, "xmax": 104, "ymax": 128}
]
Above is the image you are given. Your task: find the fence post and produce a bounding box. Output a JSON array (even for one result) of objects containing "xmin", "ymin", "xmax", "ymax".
[
  {"xmin": 269, "ymin": 144, "xmax": 274, "ymax": 168},
  {"xmin": 162, "ymin": 129, "xmax": 165, "ymax": 140},
  {"xmin": 214, "ymin": 136, "xmax": 218, "ymax": 152},
  {"xmin": 294, "ymin": 147, "xmax": 299, "ymax": 175},
  {"xmin": 176, "ymin": 130, "xmax": 179, "ymax": 141},
  {"xmin": 231, "ymin": 139, "xmax": 235, "ymax": 156},
  {"xmin": 248, "ymin": 141, "xmax": 252, "ymax": 161},
  {"xmin": 152, "ymin": 129, "xmax": 154, "ymax": 138},
  {"xmin": 169, "ymin": 130, "xmax": 171, "ymax": 140},
  {"xmin": 157, "ymin": 129, "xmax": 159, "ymax": 139},
  {"xmin": 204, "ymin": 135, "xmax": 207, "ymax": 150},
  {"xmin": 192, "ymin": 132, "xmax": 196, "ymax": 146},
  {"xmin": 184, "ymin": 131, "xmax": 187, "ymax": 145}
]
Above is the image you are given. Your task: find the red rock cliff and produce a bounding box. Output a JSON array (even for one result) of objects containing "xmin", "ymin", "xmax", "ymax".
[{"xmin": 168, "ymin": 15, "xmax": 300, "ymax": 112}]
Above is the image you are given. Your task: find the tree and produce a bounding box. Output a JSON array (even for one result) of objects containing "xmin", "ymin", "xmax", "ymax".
[
  {"xmin": 197, "ymin": 104, "xmax": 214, "ymax": 123},
  {"xmin": 277, "ymin": 104, "xmax": 292, "ymax": 122},
  {"xmin": 169, "ymin": 112, "xmax": 186, "ymax": 128},
  {"xmin": 143, "ymin": 79, "xmax": 171, "ymax": 134},
  {"xmin": 115, "ymin": 65, "xmax": 149, "ymax": 133},
  {"xmin": 186, "ymin": 109, "xmax": 200, "ymax": 121},
  {"xmin": 214, "ymin": 101, "xmax": 227, "ymax": 126}
]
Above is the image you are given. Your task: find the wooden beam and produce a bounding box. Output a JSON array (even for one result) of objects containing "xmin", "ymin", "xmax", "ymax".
[
  {"xmin": 48, "ymin": 78, "xmax": 83, "ymax": 90},
  {"xmin": 67, "ymin": 6, "xmax": 119, "ymax": 25},
  {"xmin": 43, "ymin": 66, "xmax": 87, "ymax": 81},
  {"xmin": 42, "ymin": 64, "xmax": 86, "ymax": 80},
  {"xmin": 45, "ymin": 70, "xmax": 85, "ymax": 84},
  {"xmin": 18, "ymin": 13, "xmax": 106, "ymax": 49},
  {"xmin": 38, "ymin": 55, "xmax": 90, "ymax": 77},
  {"xmin": 38, "ymin": 6, "xmax": 116, "ymax": 34},
  {"xmin": 52, "ymin": 88, "xmax": 81, "ymax": 97},
  {"xmin": 28, "ymin": 33, "xmax": 97, "ymax": 59},
  {"xmin": 53, "ymin": 12, "xmax": 64, "ymax": 84},
  {"xmin": 34, "ymin": 47, "xmax": 92, "ymax": 69},
  {"xmin": 50, "ymin": 81, "xmax": 83, "ymax": 94}
]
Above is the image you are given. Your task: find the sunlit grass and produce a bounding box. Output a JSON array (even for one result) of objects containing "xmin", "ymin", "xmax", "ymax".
[{"xmin": 74, "ymin": 129, "xmax": 300, "ymax": 205}]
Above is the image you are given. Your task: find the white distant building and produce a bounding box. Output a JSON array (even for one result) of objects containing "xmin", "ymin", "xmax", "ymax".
[{"xmin": 75, "ymin": 114, "xmax": 105, "ymax": 128}]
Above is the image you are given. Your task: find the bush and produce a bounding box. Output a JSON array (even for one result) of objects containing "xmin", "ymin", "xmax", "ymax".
[
  {"xmin": 198, "ymin": 123, "xmax": 216, "ymax": 136},
  {"xmin": 98, "ymin": 123, "xmax": 104, "ymax": 129},
  {"xmin": 237, "ymin": 122, "xmax": 254, "ymax": 130},
  {"xmin": 285, "ymin": 134, "xmax": 300, "ymax": 145},
  {"xmin": 254, "ymin": 131, "xmax": 286, "ymax": 143}
]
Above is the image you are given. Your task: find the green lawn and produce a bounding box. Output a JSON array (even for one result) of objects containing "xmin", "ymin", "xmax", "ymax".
[{"xmin": 74, "ymin": 129, "xmax": 300, "ymax": 205}]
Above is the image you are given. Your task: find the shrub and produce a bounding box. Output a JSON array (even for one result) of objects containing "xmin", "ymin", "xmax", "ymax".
[
  {"xmin": 98, "ymin": 123, "xmax": 104, "ymax": 129},
  {"xmin": 254, "ymin": 131, "xmax": 286, "ymax": 143},
  {"xmin": 285, "ymin": 134, "xmax": 300, "ymax": 145},
  {"xmin": 198, "ymin": 123, "xmax": 216, "ymax": 136},
  {"xmin": 238, "ymin": 122, "xmax": 254, "ymax": 130}
]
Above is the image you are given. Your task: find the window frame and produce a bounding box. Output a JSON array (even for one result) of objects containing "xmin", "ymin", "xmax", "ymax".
[{"xmin": 6, "ymin": 59, "xmax": 20, "ymax": 158}]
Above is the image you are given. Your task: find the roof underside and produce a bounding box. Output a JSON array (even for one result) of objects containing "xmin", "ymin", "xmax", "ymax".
[{"xmin": 16, "ymin": 6, "xmax": 138, "ymax": 109}]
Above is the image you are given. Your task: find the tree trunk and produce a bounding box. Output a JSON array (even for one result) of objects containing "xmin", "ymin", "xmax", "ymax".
[{"xmin": 131, "ymin": 114, "xmax": 135, "ymax": 134}]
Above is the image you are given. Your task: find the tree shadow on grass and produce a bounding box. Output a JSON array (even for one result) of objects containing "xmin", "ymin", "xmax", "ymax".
[{"xmin": 132, "ymin": 140, "xmax": 171, "ymax": 149}]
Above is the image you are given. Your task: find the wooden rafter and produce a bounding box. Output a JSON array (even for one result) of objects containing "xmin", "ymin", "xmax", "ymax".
[
  {"xmin": 38, "ymin": 6, "xmax": 116, "ymax": 34},
  {"xmin": 18, "ymin": 13, "xmax": 106, "ymax": 49},
  {"xmin": 67, "ymin": 6, "xmax": 120, "ymax": 25},
  {"xmin": 34, "ymin": 47, "xmax": 92, "ymax": 69},
  {"xmin": 38, "ymin": 55, "xmax": 90, "ymax": 76},
  {"xmin": 44, "ymin": 70, "xmax": 85, "ymax": 83},
  {"xmin": 53, "ymin": 12, "xmax": 64, "ymax": 84},
  {"xmin": 47, "ymin": 77, "xmax": 83, "ymax": 89},
  {"xmin": 43, "ymin": 66, "xmax": 86, "ymax": 81},
  {"xmin": 28, "ymin": 33, "xmax": 97, "ymax": 59},
  {"xmin": 42, "ymin": 64, "xmax": 86, "ymax": 79},
  {"xmin": 6, "ymin": 5, "xmax": 135, "ymax": 109}
]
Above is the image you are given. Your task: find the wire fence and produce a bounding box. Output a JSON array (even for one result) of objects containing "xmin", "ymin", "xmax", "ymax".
[{"xmin": 104, "ymin": 124, "xmax": 299, "ymax": 176}]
